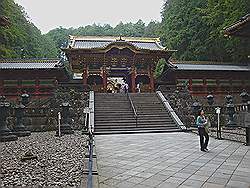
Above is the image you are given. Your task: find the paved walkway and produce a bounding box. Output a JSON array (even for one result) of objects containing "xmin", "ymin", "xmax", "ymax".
[{"xmin": 95, "ymin": 132, "xmax": 250, "ymax": 188}]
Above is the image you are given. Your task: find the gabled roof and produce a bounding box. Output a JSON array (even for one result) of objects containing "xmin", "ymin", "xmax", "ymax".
[
  {"xmin": 224, "ymin": 14, "xmax": 250, "ymax": 38},
  {"xmin": 66, "ymin": 36, "xmax": 167, "ymax": 51},
  {"xmin": 172, "ymin": 61, "xmax": 250, "ymax": 71},
  {"xmin": 0, "ymin": 58, "xmax": 64, "ymax": 70}
]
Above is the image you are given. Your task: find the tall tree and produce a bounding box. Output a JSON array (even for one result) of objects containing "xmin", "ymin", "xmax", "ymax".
[
  {"xmin": 160, "ymin": 0, "xmax": 250, "ymax": 62},
  {"xmin": 0, "ymin": 0, "xmax": 57, "ymax": 58}
]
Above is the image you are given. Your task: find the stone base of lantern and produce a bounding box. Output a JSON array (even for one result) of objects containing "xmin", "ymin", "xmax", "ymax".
[
  {"xmin": 0, "ymin": 130, "xmax": 18, "ymax": 142},
  {"xmin": 13, "ymin": 126, "xmax": 31, "ymax": 137}
]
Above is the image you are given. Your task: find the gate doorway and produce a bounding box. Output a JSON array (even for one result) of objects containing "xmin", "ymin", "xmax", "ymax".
[{"xmin": 107, "ymin": 67, "xmax": 131, "ymax": 93}]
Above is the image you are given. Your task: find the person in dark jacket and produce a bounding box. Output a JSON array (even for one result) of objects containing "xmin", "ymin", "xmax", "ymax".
[{"xmin": 196, "ymin": 109, "xmax": 209, "ymax": 152}]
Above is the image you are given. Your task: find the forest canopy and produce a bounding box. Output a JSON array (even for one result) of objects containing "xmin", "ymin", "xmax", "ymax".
[
  {"xmin": 0, "ymin": 0, "xmax": 58, "ymax": 58},
  {"xmin": 1, "ymin": 0, "xmax": 249, "ymax": 62}
]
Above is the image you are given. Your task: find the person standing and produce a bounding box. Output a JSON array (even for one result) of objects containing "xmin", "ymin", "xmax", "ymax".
[
  {"xmin": 136, "ymin": 83, "xmax": 141, "ymax": 93},
  {"xmin": 124, "ymin": 83, "xmax": 129, "ymax": 93},
  {"xmin": 196, "ymin": 109, "xmax": 209, "ymax": 152}
]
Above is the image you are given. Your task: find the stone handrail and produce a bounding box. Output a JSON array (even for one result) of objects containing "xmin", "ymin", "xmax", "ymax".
[
  {"xmin": 156, "ymin": 91, "xmax": 186, "ymax": 130},
  {"xmin": 89, "ymin": 91, "xmax": 95, "ymax": 133},
  {"xmin": 127, "ymin": 93, "xmax": 138, "ymax": 126}
]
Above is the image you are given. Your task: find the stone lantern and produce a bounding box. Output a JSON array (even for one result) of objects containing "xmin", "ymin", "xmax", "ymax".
[
  {"xmin": 207, "ymin": 94, "xmax": 214, "ymax": 106},
  {"xmin": 21, "ymin": 93, "xmax": 30, "ymax": 106},
  {"xmin": 0, "ymin": 96, "xmax": 18, "ymax": 142},
  {"xmin": 56, "ymin": 102, "xmax": 74, "ymax": 135},
  {"xmin": 240, "ymin": 90, "xmax": 249, "ymax": 104},
  {"xmin": 225, "ymin": 94, "xmax": 233, "ymax": 104},
  {"xmin": 226, "ymin": 103, "xmax": 236, "ymax": 126},
  {"xmin": 192, "ymin": 102, "xmax": 202, "ymax": 119},
  {"xmin": 13, "ymin": 102, "xmax": 31, "ymax": 137}
]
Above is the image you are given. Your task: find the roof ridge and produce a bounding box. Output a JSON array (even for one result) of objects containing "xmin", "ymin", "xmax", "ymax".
[
  {"xmin": 172, "ymin": 61, "xmax": 240, "ymax": 65},
  {"xmin": 70, "ymin": 35, "xmax": 161, "ymax": 43},
  {"xmin": 0, "ymin": 58, "xmax": 60, "ymax": 63}
]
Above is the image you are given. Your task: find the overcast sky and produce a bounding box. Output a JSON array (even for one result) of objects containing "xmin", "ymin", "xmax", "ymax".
[{"xmin": 14, "ymin": 0, "xmax": 164, "ymax": 34}]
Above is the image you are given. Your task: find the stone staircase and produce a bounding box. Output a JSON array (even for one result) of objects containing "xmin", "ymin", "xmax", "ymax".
[
  {"xmin": 130, "ymin": 93, "xmax": 178, "ymax": 131},
  {"xmin": 94, "ymin": 93, "xmax": 182, "ymax": 134},
  {"xmin": 95, "ymin": 93, "xmax": 136, "ymax": 133}
]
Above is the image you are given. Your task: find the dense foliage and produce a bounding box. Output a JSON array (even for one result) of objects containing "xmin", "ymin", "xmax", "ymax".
[
  {"xmin": 1, "ymin": 0, "xmax": 249, "ymax": 63},
  {"xmin": 46, "ymin": 20, "xmax": 161, "ymax": 49},
  {"xmin": 161, "ymin": 0, "xmax": 250, "ymax": 62},
  {"xmin": 154, "ymin": 58, "xmax": 167, "ymax": 78},
  {"xmin": 0, "ymin": 0, "xmax": 58, "ymax": 58}
]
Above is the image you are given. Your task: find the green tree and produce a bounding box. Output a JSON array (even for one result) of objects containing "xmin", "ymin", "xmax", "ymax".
[
  {"xmin": 160, "ymin": 0, "xmax": 250, "ymax": 62},
  {"xmin": 0, "ymin": 0, "xmax": 57, "ymax": 58},
  {"xmin": 154, "ymin": 58, "xmax": 167, "ymax": 78}
]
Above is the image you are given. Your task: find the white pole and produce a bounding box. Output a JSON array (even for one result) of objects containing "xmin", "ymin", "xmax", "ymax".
[
  {"xmin": 58, "ymin": 112, "xmax": 61, "ymax": 137},
  {"xmin": 216, "ymin": 107, "xmax": 221, "ymax": 139}
]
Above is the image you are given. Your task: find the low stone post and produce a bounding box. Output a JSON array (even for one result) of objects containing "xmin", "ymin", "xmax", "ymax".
[
  {"xmin": 56, "ymin": 102, "xmax": 74, "ymax": 135},
  {"xmin": 0, "ymin": 96, "xmax": 18, "ymax": 142}
]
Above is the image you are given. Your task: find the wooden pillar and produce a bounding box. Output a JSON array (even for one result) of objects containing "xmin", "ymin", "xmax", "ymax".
[
  {"xmin": 189, "ymin": 79, "xmax": 192, "ymax": 91},
  {"xmin": 35, "ymin": 78, "xmax": 40, "ymax": 96},
  {"xmin": 131, "ymin": 65, "xmax": 136, "ymax": 93},
  {"xmin": 102, "ymin": 66, "xmax": 107, "ymax": 92},
  {"xmin": 149, "ymin": 74, "xmax": 154, "ymax": 92},
  {"xmin": 0, "ymin": 80, "xmax": 3, "ymax": 96},
  {"xmin": 82, "ymin": 64, "xmax": 88, "ymax": 85},
  {"xmin": 149, "ymin": 65, "xmax": 154, "ymax": 93},
  {"xmin": 17, "ymin": 80, "xmax": 21, "ymax": 96}
]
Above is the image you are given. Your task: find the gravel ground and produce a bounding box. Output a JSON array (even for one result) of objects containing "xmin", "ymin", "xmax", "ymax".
[{"xmin": 0, "ymin": 131, "xmax": 88, "ymax": 187}]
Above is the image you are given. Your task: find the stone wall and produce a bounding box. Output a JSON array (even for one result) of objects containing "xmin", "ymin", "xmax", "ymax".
[{"xmin": 6, "ymin": 89, "xmax": 89, "ymax": 132}]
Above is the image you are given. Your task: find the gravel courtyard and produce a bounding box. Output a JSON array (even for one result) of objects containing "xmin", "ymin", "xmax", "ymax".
[{"xmin": 0, "ymin": 131, "xmax": 87, "ymax": 187}]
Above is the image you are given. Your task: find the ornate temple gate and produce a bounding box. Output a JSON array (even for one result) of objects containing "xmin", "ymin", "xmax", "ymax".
[{"xmin": 63, "ymin": 36, "xmax": 174, "ymax": 93}]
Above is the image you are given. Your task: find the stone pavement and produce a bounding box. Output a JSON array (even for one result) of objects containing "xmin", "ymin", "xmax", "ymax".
[{"xmin": 95, "ymin": 132, "xmax": 250, "ymax": 188}]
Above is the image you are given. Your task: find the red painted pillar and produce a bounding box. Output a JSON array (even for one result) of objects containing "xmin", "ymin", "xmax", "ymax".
[
  {"xmin": 131, "ymin": 65, "xmax": 136, "ymax": 93},
  {"xmin": 189, "ymin": 79, "xmax": 192, "ymax": 91},
  {"xmin": 35, "ymin": 78, "xmax": 40, "ymax": 96},
  {"xmin": 82, "ymin": 64, "xmax": 88, "ymax": 86},
  {"xmin": 149, "ymin": 74, "xmax": 154, "ymax": 92},
  {"xmin": 0, "ymin": 80, "xmax": 3, "ymax": 96},
  {"xmin": 149, "ymin": 65, "xmax": 155, "ymax": 93},
  {"xmin": 102, "ymin": 67, "xmax": 107, "ymax": 92}
]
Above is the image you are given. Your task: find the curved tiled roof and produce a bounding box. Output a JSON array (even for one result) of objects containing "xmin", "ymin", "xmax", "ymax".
[
  {"xmin": 224, "ymin": 14, "xmax": 250, "ymax": 37},
  {"xmin": 173, "ymin": 61, "xmax": 250, "ymax": 71},
  {"xmin": 68, "ymin": 36, "xmax": 166, "ymax": 51},
  {"xmin": 0, "ymin": 58, "xmax": 63, "ymax": 69}
]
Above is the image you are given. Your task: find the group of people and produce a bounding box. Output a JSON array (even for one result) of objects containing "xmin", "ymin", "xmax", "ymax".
[
  {"xmin": 120, "ymin": 83, "xmax": 129, "ymax": 93},
  {"xmin": 108, "ymin": 82, "xmax": 142, "ymax": 93}
]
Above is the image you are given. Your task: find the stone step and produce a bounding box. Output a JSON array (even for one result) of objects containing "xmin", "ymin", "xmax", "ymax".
[
  {"xmin": 95, "ymin": 115, "xmax": 172, "ymax": 120},
  {"xmin": 95, "ymin": 121, "xmax": 175, "ymax": 126},
  {"xmin": 94, "ymin": 128, "xmax": 184, "ymax": 135},
  {"xmin": 94, "ymin": 92, "xmax": 180, "ymax": 133},
  {"xmin": 94, "ymin": 124, "xmax": 177, "ymax": 129}
]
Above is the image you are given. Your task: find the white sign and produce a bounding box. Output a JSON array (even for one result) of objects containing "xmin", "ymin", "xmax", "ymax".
[
  {"xmin": 215, "ymin": 107, "xmax": 221, "ymax": 114},
  {"xmin": 58, "ymin": 112, "xmax": 61, "ymax": 137},
  {"xmin": 58, "ymin": 112, "xmax": 61, "ymax": 120}
]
